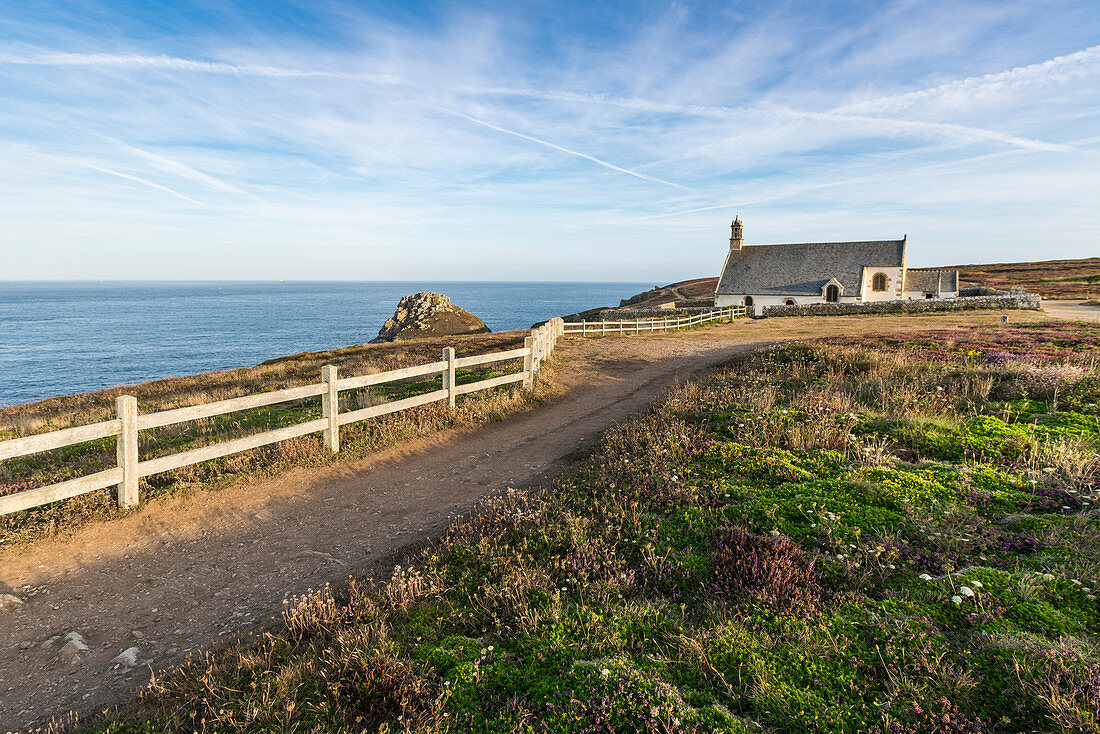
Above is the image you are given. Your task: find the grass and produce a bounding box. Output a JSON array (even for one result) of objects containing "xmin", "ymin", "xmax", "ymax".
[
  {"xmin": 0, "ymin": 332, "xmax": 543, "ymax": 546},
  {"xmin": 80, "ymin": 321, "xmax": 1100, "ymax": 733}
]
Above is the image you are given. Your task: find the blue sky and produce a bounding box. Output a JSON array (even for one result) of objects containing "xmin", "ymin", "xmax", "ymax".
[{"xmin": 0, "ymin": 0, "xmax": 1097, "ymax": 281}]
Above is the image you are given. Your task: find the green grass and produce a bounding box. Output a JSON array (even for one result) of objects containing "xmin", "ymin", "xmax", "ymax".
[{"xmin": 87, "ymin": 323, "xmax": 1100, "ymax": 733}]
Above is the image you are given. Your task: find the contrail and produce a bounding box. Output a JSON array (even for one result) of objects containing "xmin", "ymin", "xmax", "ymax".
[
  {"xmin": 0, "ymin": 52, "xmax": 401, "ymax": 84},
  {"xmin": 451, "ymin": 111, "xmax": 693, "ymax": 191},
  {"xmin": 107, "ymin": 139, "xmax": 268, "ymax": 202},
  {"xmin": 89, "ymin": 165, "xmax": 207, "ymax": 206}
]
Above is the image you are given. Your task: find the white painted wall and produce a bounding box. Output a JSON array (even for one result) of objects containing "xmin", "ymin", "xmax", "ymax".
[
  {"xmin": 861, "ymin": 266, "xmax": 905, "ymax": 302},
  {"xmin": 716, "ymin": 294, "xmax": 862, "ymax": 308}
]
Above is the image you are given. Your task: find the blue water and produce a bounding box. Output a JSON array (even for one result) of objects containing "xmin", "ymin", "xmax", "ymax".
[{"xmin": 0, "ymin": 281, "xmax": 647, "ymax": 405}]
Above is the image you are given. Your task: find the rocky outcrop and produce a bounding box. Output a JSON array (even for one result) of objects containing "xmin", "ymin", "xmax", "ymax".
[{"xmin": 373, "ymin": 292, "xmax": 490, "ymax": 343}]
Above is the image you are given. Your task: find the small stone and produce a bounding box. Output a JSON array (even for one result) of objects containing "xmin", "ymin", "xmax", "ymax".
[
  {"xmin": 18, "ymin": 641, "xmax": 33, "ymax": 650},
  {"xmin": 112, "ymin": 647, "xmax": 139, "ymax": 668},
  {"xmin": 131, "ymin": 630, "xmax": 144, "ymax": 639}
]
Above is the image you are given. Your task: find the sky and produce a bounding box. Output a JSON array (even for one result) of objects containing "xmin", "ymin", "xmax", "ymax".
[{"xmin": 0, "ymin": 0, "xmax": 1097, "ymax": 281}]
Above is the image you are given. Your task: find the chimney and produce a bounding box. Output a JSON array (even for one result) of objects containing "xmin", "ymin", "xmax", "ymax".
[{"xmin": 729, "ymin": 217, "xmax": 744, "ymax": 251}]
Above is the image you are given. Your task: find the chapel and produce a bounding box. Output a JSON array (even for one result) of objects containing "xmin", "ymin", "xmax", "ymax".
[{"xmin": 713, "ymin": 218, "xmax": 959, "ymax": 308}]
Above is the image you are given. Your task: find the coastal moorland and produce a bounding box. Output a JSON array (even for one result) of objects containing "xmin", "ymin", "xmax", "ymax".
[
  {"xmin": 950, "ymin": 258, "xmax": 1100, "ymax": 301},
  {"xmin": 77, "ymin": 319, "xmax": 1100, "ymax": 733}
]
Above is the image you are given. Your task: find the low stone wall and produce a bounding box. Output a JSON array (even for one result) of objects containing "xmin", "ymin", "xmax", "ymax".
[
  {"xmin": 760, "ymin": 294, "xmax": 1041, "ymax": 318},
  {"xmin": 592, "ymin": 306, "xmax": 720, "ymax": 320}
]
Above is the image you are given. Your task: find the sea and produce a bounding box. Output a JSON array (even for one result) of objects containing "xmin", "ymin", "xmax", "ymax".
[{"xmin": 0, "ymin": 281, "xmax": 650, "ymax": 406}]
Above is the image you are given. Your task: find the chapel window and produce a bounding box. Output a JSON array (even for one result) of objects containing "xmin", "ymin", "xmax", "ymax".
[{"xmin": 872, "ymin": 273, "xmax": 888, "ymax": 291}]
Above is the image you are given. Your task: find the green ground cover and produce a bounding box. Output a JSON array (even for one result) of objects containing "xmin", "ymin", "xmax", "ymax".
[{"xmin": 90, "ymin": 322, "xmax": 1100, "ymax": 733}]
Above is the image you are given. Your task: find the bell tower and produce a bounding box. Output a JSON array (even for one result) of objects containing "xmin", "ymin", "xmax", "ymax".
[{"xmin": 729, "ymin": 216, "xmax": 744, "ymax": 251}]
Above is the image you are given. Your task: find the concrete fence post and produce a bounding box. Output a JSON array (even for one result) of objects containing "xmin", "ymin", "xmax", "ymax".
[
  {"xmin": 115, "ymin": 395, "xmax": 139, "ymax": 508},
  {"xmin": 523, "ymin": 336, "xmax": 535, "ymax": 387},
  {"xmin": 443, "ymin": 347, "xmax": 457, "ymax": 407},
  {"xmin": 321, "ymin": 365, "xmax": 340, "ymax": 452}
]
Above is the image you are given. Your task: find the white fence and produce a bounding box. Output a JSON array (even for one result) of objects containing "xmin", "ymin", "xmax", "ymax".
[
  {"xmin": 562, "ymin": 306, "xmax": 745, "ymax": 336},
  {"xmin": 0, "ymin": 318, "xmax": 566, "ymax": 516}
]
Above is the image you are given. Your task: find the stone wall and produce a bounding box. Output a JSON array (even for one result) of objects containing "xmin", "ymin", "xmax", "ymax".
[
  {"xmin": 759, "ymin": 293, "xmax": 1040, "ymax": 318},
  {"xmin": 590, "ymin": 306, "xmax": 722, "ymax": 321}
]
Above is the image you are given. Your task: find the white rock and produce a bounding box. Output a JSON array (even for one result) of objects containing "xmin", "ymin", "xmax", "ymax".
[
  {"xmin": 112, "ymin": 647, "xmax": 139, "ymax": 668},
  {"xmin": 0, "ymin": 593, "xmax": 23, "ymax": 608},
  {"xmin": 59, "ymin": 633, "xmax": 90, "ymax": 662}
]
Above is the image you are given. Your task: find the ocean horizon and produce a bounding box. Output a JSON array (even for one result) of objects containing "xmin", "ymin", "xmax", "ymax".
[{"xmin": 0, "ymin": 280, "xmax": 651, "ymax": 405}]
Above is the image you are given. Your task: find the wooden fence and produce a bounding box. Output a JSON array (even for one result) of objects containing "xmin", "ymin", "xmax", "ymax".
[
  {"xmin": 562, "ymin": 306, "xmax": 745, "ymax": 336},
  {"xmin": 0, "ymin": 318, "xmax": 566, "ymax": 516}
]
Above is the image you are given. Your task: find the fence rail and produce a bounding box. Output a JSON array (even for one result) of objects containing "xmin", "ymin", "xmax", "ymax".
[
  {"xmin": 0, "ymin": 317, "xmax": 566, "ymax": 517},
  {"xmin": 562, "ymin": 306, "xmax": 745, "ymax": 336}
]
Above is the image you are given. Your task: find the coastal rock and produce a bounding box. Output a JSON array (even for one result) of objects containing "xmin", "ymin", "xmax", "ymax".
[{"xmin": 373, "ymin": 292, "xmax": 490, "ymax": 343}]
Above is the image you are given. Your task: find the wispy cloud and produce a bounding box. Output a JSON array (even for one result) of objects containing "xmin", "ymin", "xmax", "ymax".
[{"xmin": 836, "ymin": 44, "xmax": 1100, "ymax": 115}]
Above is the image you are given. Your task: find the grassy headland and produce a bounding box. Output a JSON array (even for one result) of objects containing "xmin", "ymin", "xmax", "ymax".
[
  {"xmin": 88, "ymin": 321, "xmax": 1100, "ymax": 732},
  {"xmin": 0, "ymin": 332, "xmax": 541, "ymax": 546}
]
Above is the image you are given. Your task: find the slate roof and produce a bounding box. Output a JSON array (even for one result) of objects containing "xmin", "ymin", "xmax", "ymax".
[
  {"xmin": 716, "ymin": 240, "xmax": 906, "ymax": 297},
  {"xmin": 905, "ymin": 269, "xmax": 959, "ymax": 292}
]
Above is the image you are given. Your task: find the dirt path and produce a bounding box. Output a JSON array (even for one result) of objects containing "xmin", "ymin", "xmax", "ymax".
[
  {"xmin": 1041, "ymin": 300, "xmax": 1100, "ymax": 322},
  {"xmin": 0, "ymin": 308, "xmax": 1074, "ymax": 729}
]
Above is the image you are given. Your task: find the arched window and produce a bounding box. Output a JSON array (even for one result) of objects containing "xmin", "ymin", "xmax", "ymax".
[
  {"xmin": 784, "ymin": 299, "xmax": 796, "ymax": 306},
  {"xmin": 825, "ymin": 284, "xmax": 839, "ymax": 302},
  {"xmin": 744, "ymin": 296, "xmax": 754, "ymax": 307},
  {"xmin": 872, "ymin": 273, "xmax": 888, "ymax": 291}
]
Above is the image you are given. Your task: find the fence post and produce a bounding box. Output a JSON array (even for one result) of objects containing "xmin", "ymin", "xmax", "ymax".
[
  {"xmin": 115, "ymin": 395, "xmax": 139, "ymax": 509},
  {"xmin": 523, "ymin": 336, "xmax": 535, "ymax": 387},
  {"xmin": 440, "ymin": 347, "xmax": 457, "ymax": 407},
  {"xmin": 320, "ymin": 365, "xmax": 340, "ymax": 452}
]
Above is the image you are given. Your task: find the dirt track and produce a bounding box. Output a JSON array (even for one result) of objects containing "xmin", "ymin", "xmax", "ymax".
[{"xmin": 0, "ymin": 307, "xmax": 1080, "ymax": 729}]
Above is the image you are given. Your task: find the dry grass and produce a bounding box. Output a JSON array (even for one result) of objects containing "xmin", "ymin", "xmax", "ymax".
[{"xmin": 0, "ymin": 333, "xmax": 554, "ymax": 546}]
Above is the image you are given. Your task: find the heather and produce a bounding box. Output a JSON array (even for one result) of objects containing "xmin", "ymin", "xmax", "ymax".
[{"xmin": 89, "ymin": 323, "xmax": 1100, "ymax": 733}]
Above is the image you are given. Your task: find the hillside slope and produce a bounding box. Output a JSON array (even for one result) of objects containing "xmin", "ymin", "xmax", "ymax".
[{"xmin": 952, "ymin": 257, "xmax": 1100, "ymax": 299}]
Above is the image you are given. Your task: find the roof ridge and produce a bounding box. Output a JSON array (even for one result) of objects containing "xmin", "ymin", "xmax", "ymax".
[{"xmin": 743, "ymin": 239, "xmax": 905, "ymax": 248}]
